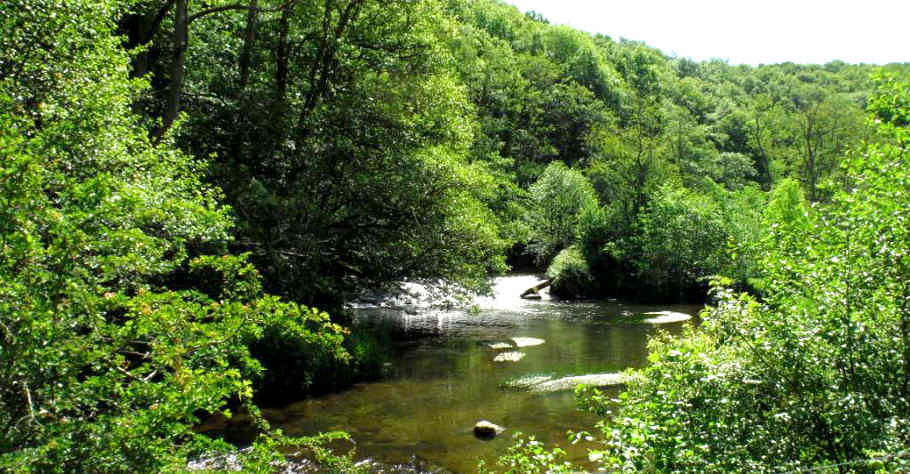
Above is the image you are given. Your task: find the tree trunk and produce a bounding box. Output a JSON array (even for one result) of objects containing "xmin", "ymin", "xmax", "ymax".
[
  {"xmin": 295, "ymin": 0, "xmax": 364, "ymax": 143},
  {"xmin": 238, "ymin": 0, "xmax": 259, "ymax": 92},
  {"xmin": 120, "ymin": 0, "xmax": 175, "ymax": 79},
  {"xmin": 153, "ymin": 0, "xmax": 187, "ymax": 144},
  {"xmin": 275, "ymin": 5, "xmax": 290, "ymax": 111}
]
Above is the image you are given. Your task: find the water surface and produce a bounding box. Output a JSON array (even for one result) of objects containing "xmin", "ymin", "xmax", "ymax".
[{"xmin": 268, "ymin": 276, "xmax": 700, "ymax": 472}]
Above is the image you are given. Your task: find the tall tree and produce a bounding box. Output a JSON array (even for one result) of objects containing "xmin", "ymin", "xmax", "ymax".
[{"xmin": 166, "ymin": 0, "xmax": 507, "ymax": 304}]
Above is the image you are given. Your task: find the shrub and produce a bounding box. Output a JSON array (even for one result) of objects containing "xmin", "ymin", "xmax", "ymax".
[
  {"xmin": 0, "ymin": 1, "xmax": 354, "ymax": 470},
  {"xmin": 574, "ymin": 204, "xmax": 615, "ymax": 260},
  {"xmin": 0, "ymin": 124, "xmax": 353, "ymax": 470},
  {"xmin": 478, "ymin": 434, "xmax": 574, "ymax": 474},
  {"xmin": 246, "ymin": 299, "xmax": 351, "ymax": 403},
  {"xmin": 626, "ymin": 185, "xmax": 729, "ymax": 300},
  {"xmin": 596, "ymin": 182, "xmax": 764, "ymax": 301},
  {"xmin": 526, "ymin": 162, "xmax": 599, "ymax": 264},
  {"xmin": 587, "ymin": 75, "xmax": 910, "ymax": 473},
  {"xmin": 546, "ymin": 246, "xmax": 597, "ymax": 299}
]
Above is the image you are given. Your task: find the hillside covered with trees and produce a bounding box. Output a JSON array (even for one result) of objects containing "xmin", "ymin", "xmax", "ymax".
[{"xmin": 2, "ymin": 0, "xmax": 908, "ymax": 471}]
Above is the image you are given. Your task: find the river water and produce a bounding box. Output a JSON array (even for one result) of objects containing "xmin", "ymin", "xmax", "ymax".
[{"xmin": 265, "ymin": 275, "xmax": 700, "ymax": 472}]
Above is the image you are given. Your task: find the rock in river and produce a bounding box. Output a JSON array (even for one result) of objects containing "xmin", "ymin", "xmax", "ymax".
[
  {"xmin": 502, "ymin": 373, "xmax": 633, "ymax": 392},
  {"xmin": 500, "ymin": 375, "xmax": 554, "ymax": 390},
  {"xmin": 533, "ymin": 373, "xmax": 631, "ymax": 392},
  {"xmin": 511, "ymin": 337, "xmax": 545, "ymax": 348},
  {"xmin": 473, "ymin": 420, "xmax": 505, "ymax": 439},
  {"xmin": 487, "ymin": 342, "xmax": 513, "ymax": 350},
  {"xmin": 494, "ymin": 351, "xmax": 526, "ymax": 362},
  {"xmin": 641, "ymin": 311, "xmax": 692, "ymax": 324}
]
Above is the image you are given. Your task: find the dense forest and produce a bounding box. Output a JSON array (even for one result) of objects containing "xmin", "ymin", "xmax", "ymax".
[{"xmin": 2, "ymin": 0, "xmax": 909, "ymax": 471}]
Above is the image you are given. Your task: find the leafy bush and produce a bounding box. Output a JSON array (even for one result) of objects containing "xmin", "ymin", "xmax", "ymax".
[
  {"xmin": 0, "ymin": 111, "xmax": 354, "ymax": 472},
  {"xmin": 586, "ymin": 75, "xmax": 910, "ymax": 473},
  {"xmin": 596, "ymin": 182, "xmax": 764, "ymax": 301},
  {"xmin": 0, "ymin": 1, "xmax": 354, "ymax": 470},
  {"xmin": 247, "ymin": 301, "xmax": 351, "ymax": 401},
  {"xmin": 574, "ymin": 204, "xmax": 616, "ymax": 260},
  {"xmin": 477, "ymin": 435, "xmax": 574, "ymax": 474},
  {"xmin": 526, "ymin": 162, "xmax": 599, "ymax": 264},
  {"xmin": 620, "ymin": 186, "xmax": 730, "ymax": 300},
  {"xmin": 547, "ymin": 246, "xmax": 597, "ymax": 299}
]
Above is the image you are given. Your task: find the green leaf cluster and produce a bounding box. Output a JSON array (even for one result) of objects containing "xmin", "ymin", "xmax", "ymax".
[
  {"xmin": 582, "ymin": 75, "xmax": 910, "ymax": 473},
  {"xmin": 0, "ymin": 1, "xmax": 355, "ymax": 470}
]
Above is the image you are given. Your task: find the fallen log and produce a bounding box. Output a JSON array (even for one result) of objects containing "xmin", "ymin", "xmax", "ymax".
[{"xmin": 520, "ymin": 280, "xmax": 551, "ymax": 299}]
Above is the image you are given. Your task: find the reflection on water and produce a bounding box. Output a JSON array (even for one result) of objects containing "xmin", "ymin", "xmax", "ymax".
[{"xmin": 268, "ymin": 276, "xmax": 701, "ymax": 473}]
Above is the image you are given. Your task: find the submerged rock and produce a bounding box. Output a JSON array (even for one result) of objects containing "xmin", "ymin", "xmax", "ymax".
[
  {"xmin": 488, "ymin": 342, "xmax": 513, "ymax": 350},
  {"xmin": 502, "ymin": 373, "xmax": 633, "ymax": 393},
  {"xmin": 500, "ymin": 375, "xmax": 555, "ymax": 390},
  {"xmin": 493, "ymin": 351, "xmax": 526, "ymax": 362},
  {"xmin": 641, "ymin": 311, "xmax": 692, "ymax": 324},
  {"xmin": 473, "ymin": 420, "xmax": 505, "ymax": 439},
  {"xmin": 511, "ymin": 337, "xmax": 545, "ymax": 348},
  {"xmin": 533, "ymin": 373, "xmax": 631, "ymax": 392}
]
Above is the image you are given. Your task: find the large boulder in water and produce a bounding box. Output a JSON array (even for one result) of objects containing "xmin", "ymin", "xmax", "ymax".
[
  {"xmin": 533, "ymin": 373, "xmax": 632, "ymax": 392},
  {"xmin": 473, "ymin": 420, "xmax": 505, "ymax": 439}
]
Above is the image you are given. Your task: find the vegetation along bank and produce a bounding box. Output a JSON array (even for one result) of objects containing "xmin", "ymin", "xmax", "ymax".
[{"xmin": 2, "ymin": 0, "xmax": 908, "ymax": 471}]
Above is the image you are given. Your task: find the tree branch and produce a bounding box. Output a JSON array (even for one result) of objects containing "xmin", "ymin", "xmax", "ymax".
[
  {"xmin": 141, "ymin": 0, "xmax": 177, "ymax": 44},
  {"xmin": 188, "ymin": 0, "xmax": 297, "ymax": 24},
  {"xmin": 188, "ymin": 4, "xmax": 251, "ymax": 24},
  {"xmin": 23, "ymin": 383, "xmax": 41, "ymax": 427}
]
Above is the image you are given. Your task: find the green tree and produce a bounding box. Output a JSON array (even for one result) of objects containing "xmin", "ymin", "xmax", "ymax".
[
  {"xmin": 589, "ymin": 75, "xmax": 910, "ymax": 473},
  {"xmin": 0, "ymin": 1, "xmax": 356, "ymax": 470},
  {"xmin": 163, "ymin": 0, "xmax": 508, "ymax": 304},
  {"xmin": 525, "ymin": 162, "xmax": 597, "ymax": 263},
  {"xmin": 786, "ymin": 86, "xmax": 866, "ymax": 201},
  {"xmin": 588, "ymin": 42, "xmax": 670, "ymax": 225}
]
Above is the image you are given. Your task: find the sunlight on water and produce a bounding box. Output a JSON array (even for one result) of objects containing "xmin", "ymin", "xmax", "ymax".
[{"xmin": 474, "ymin": 274, "xmax": 552, "ymax": 311}]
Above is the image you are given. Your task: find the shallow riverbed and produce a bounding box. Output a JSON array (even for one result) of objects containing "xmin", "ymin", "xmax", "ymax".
[{"xmin": 266, "ymin": 275, "xmax": 700, "ymax": 472}]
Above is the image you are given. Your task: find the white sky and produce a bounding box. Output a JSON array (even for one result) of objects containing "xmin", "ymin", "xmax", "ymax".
[{"xmin": 504, "ymin": 0, "xmax": 910, "ymax": 65}]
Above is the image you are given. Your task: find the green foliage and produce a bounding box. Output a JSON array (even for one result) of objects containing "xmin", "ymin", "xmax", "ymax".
[
  {"xmin": 546, "ymin": 246, "xmax": 596, "ymax": 300},
  {"xmin": 542, "ymin": 26, "xmax": 620, "ymax": 106},
  {"xmin": 625, "ymin": 186, "xmax": 729, "ymax": 299},
  {"xmin": 868, "ymin": 75, "xmax": 910, "ymax": 128},
  {"xmin": 477, "ymin": 434, "xmax": 575, "ymax": 474},
  {"xmin": 584, "ymin": 75, "xmax": 910, "ymax": 472},
  {"xmin": 574, "ymin": 204, "xmax": 615, "ymax": 261},
  {"xmin": 246, "ymin": 299, "xmax": 351, "ymax": 398},
  {"xmin": 763, "ymin": 178, "xmax": 812, "ymax": 232},
  {"xmin": 158, "ymin": 0, "xmax": 509, "ymax": 305},
  {"xmin": 0, "ymin": 1, "xmax": 354, "ymax": 471},
  {"xmin": 0, "ymin": 103, "xmax": 352, "ymax": 472},
  {"xmin": 128, "ymin": 0, "xmax": 883, "ymax": 303},
  {"xmin": 3, "ymin": 0, "xmax": 902, "ymax": 470},
  {"xmin": 597, "ymin": 182, "xmax": 763, "ymax": 301},
  {"xmin": 525, "ymin": 162, "xmax": 598, "ymax": 263}
]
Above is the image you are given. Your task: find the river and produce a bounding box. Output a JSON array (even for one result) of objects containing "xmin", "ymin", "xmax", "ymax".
[{"xmin": 264, "ymin": 275, "xmax": 700, "ymax": 472}]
